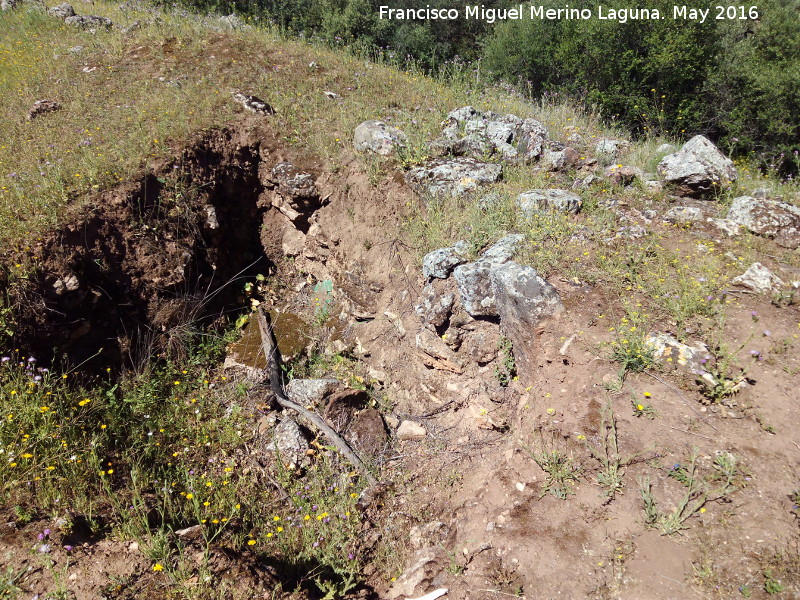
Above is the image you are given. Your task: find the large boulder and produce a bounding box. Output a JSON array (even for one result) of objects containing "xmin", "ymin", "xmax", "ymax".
[
  {"xmin": 657, "ymin": 135, "xmax": 737, "ymax": 198},
  {"xmin": 353, "ymin": 120, "xmax": 407, "ymax": 156},
  {"xmin": 453, "ymin": 234, "xmax": 524, "ymax": 317},
  {"xmin": 726, "ymin": 196, "xmax": 800, "ymax": 249},
  {"xmin": 438, "ymin": 106, "xmax": 548, "ymax": 162},
  {"xmin": 517, "ymin": 189, "xmax": 582, "ymax": 216},
  {"xmin": 490, "ymin": 262, "xmax": 564, "ymax": 377},
  {"xmin": 405, "ymin": 157, "xmax": 502, "ymax": 199}
]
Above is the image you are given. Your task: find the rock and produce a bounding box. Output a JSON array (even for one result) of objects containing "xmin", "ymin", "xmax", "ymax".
[
  {"xmin": 323, "ymin": 90, "xmax": 340, "ymax": 100},
  {"xmin": 415, "ymin": 282, "xmax": 455, "ymax": 328},
  {"xmin": 27, "ymin": 99, "xmax": 62, "ymax": 121},
  {"xmin": 353, "ymin": 120, "xmax": 407, "ymax": 156},
  {"xmin": 405, "ymin": 158, "xmax": 502, "ymax": 199},
  {"xmin": 416, "ymin": 329, "xmax": 464, "ymax": 373},
  {"xmin": 268, "ymin": 162, "xmax": 319, "ymax": 222},
  {"xmin": 281, "ymin": 226, "xmax": 305, "ymax": 257},
  {"xmin": 596, "ymin": 138, "xmax": 630, "ymax": 160},
  {"xmin": 726, "ymin": 196, "xmax": 800, "ymax": 249},
  {"xmin": 386, "ymin": 547, "xmax": 445, "ymax": 599},
  {"xmin": 409, "ymin": 522, "xmax": 451, "ymax": 550},
  {"xmin": 439, "ymin": 106, "xmax": 548, "ymax": 162},
  {"xmin": 664, "ymin": 206, "xmax": 703, "ymax": 225},
  {"xmin": 453, "ymin": 260, "xmax": 496, "ymax": 316},
  {"xmin": 422, "ymin": 241, "xmax": 470, "ymax": 280},
  {"xmin": 285, "ymin": 378, "xmax": 340, "ymax": 407},
  {"xmin": 232, "ymin": 93, "xmax": 275, "ymax": 115},
  {"xmin": 707, "ymin": 217, "xmax": 742, "ymax": 237},
  {"xmin": 397, "ymin": 420, "xmax": 427, "ymax": 441},
  {"xmin": 52, "ymin": 274, "xmax": 80, "ymax": 295},
  {"xmin": 490, "ymin": 262, "xmax": 564, "ymax": 377},
  {"xmin": 517, "ymin": 189, "xmax": 582, "ymax": 216},
  {"xmin": 541, "ymin": 147, "xmax": 579, "ymax": 171},
  {"xmin": 272, "ymin": 417, "xmax": 309, "ymax": 464},
  {"xmin": 48, "ymin": 2, "xmax": 76, "ymax": 17},
  {"xmin": 481, "ymin": 233, "xmax": 524, "ymax": 263},
  {"xmin": 645, "ymin": 333, "xmax": 710, "ymax": 373},
  {"xmin": 1, "ymin": 0, "xmax": 18, "ymax": 9},
  {"xmin": 604, "ymin": 164, "xmax": 642, "ymax": 186},
  {"xmin": 731, "ymin": 262, "xmax": 784, "ymax": 294},
  {"xmin": 453, "ymin": 234, "xmax": 525, "ymax": 317},
  {"xmin": 64, "ymin": 14, "xmax": 113, "ymax": 27},
  {"xmin": 657, "ymin": 135, "xmax": 737, "ymax": 198},
  {"xmin": 217, "ymin": 13, "xmax": 244, "ymax": 29}
]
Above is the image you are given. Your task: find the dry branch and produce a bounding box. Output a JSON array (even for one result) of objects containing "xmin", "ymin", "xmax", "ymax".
[{"xmin": 256, "ymin": 307, "xmax": 378, "ymax": 487}]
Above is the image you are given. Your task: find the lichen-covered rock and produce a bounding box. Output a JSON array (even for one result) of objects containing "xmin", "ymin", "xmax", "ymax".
[
  {"xmin": 726, "ymin": 196, "xmax": 800, "ymax": 249},
  {"xmin": 490, "ymin": 262, "xmax": 564, "ymax": 379},
  {"xmin": 453, "ymin": 234, "xmax": 524, "ymax": 317},
  {"xmin": 272, "ymin": 417, "xmax": 309, "ymax": 466},
  {"xmin": 422, "ymin": 240, "xmax": 470, "ymax": 280},
  {"xmin": 415, "ymin": 282, "xmax": 456, "ymax": 328},
  {"xmin": 657, "ymin": 135, "xmax": 737, "ymax": 198},
  {"xmin": 596, "ymin": 138, "xmax": 630, "ymax": 159},
  {"xmin": 1, "ymin": 0, "xmax": 18, "ymax": 10},
  {"xmin": 664, "ymin": 206, "xmax": 703, "ymax": 225},
  {"xmin": 405, "ymin": 158, "xmax": 502, "ymax": 199},
  {"xmin": 64, "ymin": 14, "xmax": 113, "ymax": 27},
  {"xmin": 27, "ymin": 99, "xmax": 62, "ymax": 121},
  {"xmin": 439, "ymin": 106, "xmax": 548, "ymax": 162},
  {"xmin": 731, "ymin": 262, "xmax": 784, "ymax": 294},
  {"xmin": 353, "ymin": 120, "xmax": 407, "ymax": 156},
  {"xmin": 48, "ymin": 2, "xmax": 76, "ymax": 17},
  {"xmin": 517, "ymin": 189, "xmax": 582, "ymax": 216},
  {"xmin": 267, "ymin": 162, "xmax": 319, "ymax": 222},
  {"xmin": 285, "ymin": 378, "xmax": 340, "ymax": 407}
]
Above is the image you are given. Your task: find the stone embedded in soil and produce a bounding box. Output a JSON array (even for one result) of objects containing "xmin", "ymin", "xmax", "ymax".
[
  {"xmin": 415, "ymin": 282, "xmax": 456, "ymax": 329},
  {"xmin": 405, "ymin": 157, "xmax": 502, "ymax": 199},
  {"xmin": 47, "ymin": 2, "xmax": 75, "ymax": 18},
  {"xmin": 439, "ymin": 106, "xmax": 548, "ymax": 162},
  {"xmin": 386, "ymin": 547, "xmax": 446, "ymax": 599},
  {"xmin": 396, "ymin": 420, "xmax": 427, "ymax": 441},
  {"xmin": 65, "ymin": 14, "xmax": 113, "ymax": 28},
  {"xmin": 271, "ymin": 417, "xmax": 309, "ymax": 464},
  {"xmin": 353, "ymin": 120, "xmax": 407, "ymax": 156},
  {"xmin": 595, "ymin": 138, "xmax": 630, "ymax": 159},
  {"xmin": 490, "ymin": 262, "xmax": 564, "ymax": 378},
  {"xmin": 645, "ymin": 333, "xmax": 710, "ymax": 374},
  {"xmin": 726, "ymin": 196, "xmax": 800, "ymax": 249},
  {"xmin": 517, "ymin": 189, "xmax": 583, "ymax": 216},
  {"xmin": 416, "ymin": 329, "xmax": 464, "ymax": 373},
  {"xmin": 604, "ymin": 164, "xmax": 642, "ymax": 186},
  {"xmin": 707, "ymin": 217, "xmax": 742, "ymax": 237},
  {"xmin": 664, "ymin": 206, "xmax": 704, "ymax": 225},
  {"xmin": 541, "ymin": 147, "xmax": 579, "ymax": 171},
  {"xmin": 422, "ymin": 240, "xmax": 470, "ymax": 280},
  {"xmin": 732, "ymin": 262, "xmax": 785, "ymax": 294},
  {"xmin": 453, "ymin": 234, "xmax": 525, "ymax": 317},
  {"xmin": 27, "ymin": 99, "xmax": 62, "ymax": 121},
  {"xmin": 657, "ymin": 135, "xmax": 737, "ymax": 198},
  {"xmin": 285, "ymin": 378, "xmax": 340, "ymax": 407}
]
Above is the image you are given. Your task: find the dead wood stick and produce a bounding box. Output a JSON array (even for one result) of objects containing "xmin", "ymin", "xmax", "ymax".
[{"xmin": 256, "ymin": 308, "xmax": 378, "ymax": 487}]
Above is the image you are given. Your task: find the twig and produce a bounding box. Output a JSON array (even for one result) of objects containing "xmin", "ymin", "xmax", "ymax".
[
  {"xmin": 256, "ymin": 307, "xmax": 378, "ymax": 487},
  {"xmin": 645, "ymin": 371, "xmax": 718, "ymax": 432},
  {"xmin": 664, "ymin": 425, "xmax": 716, "ymax": 442}
]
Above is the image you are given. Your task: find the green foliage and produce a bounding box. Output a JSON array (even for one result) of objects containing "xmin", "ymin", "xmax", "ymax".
[
  {"xmin": 524, "ymin": 432, "xmax": 581, "ymax": 500},
  {"xmin": 494, "ymin": 335, "xmax": 516, "ymax": 387}
]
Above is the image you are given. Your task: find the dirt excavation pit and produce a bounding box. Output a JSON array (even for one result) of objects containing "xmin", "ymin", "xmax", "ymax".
[{"xmin": 8, "ymin": 123, "xmax": 332, "ymax": 371}]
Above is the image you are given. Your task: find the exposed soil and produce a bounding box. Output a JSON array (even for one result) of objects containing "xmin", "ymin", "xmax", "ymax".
[{"xmin": 3, "ymin": 118, "xmax": 800, "ymax": 600}]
